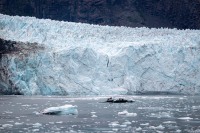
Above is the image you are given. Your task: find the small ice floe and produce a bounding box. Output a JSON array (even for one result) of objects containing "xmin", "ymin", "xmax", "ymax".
[
  {"xmin": 29, "ymin": 107, "xmax": 37, "ymax": 110},
  {"xmin": 32, "ymin": 129, "xmax": 40, "ymax": 132},
  {"xmin": 15, "ymin": 122, "xmax": 24, "ymax": 125},
  {"xmin": 20, "ymin": 116, "xmax": 27, "ymax": 118},
  {"xmin": 41, "ymin": 104, "xmax": 78, "ymax": 115},
  {"xmin": 63, "ymin": 101, "xmax": 70, "ymax": 103},
  {"xmin": 2, "ymin": 124, "xmax": 13, "ymax": 128},
  {"xmin": 91, "ymin": 112, "xmax": 96, "ymax": 114},
  {"xmin": 120, "ymin": 124, "xmax": 127, "ymax": 127},
  {"xmin": 4, "ymin": 111, "xmax": 13, "ymax": 114},
  {"xmin": 56, "ymin": 121, "xmax": 63, "ymax": 124},
  {"xmin": 33, "ymin": 111, "xmax": 41, "ymax": 115},
  {"xmin": 178, "ymin": 117, "xmax": 193, "ymax": 120},
  {"xmin": 21, "ymin": 104, "xmax": 31, "ymax": 107},
  {"xmin": 7, "ymin": 120, "xmax": 14, "ymax": 123},
  {"xmin": 140, "ymin": 123, "xmax": 149, "ymax": 126},
  {"xmin": 118, "ymin": 110, "xmax": 137, "ymax": 117},
  {"xmin": 149, "ymin": 112, "xmax": 173, "ymax": 118},
  {"xmin": 122, "ymin": 120, "xmax": 132, "ymax": 125},
  {"xmin": 192, "ymin": 106, "xmax": 200, "ymax": 109},
  {"xmin": 32, "ymin": 123, "xmax": 42, "ymax": 128},
  {"xmin": 108, "ymin": 121, "xmax": 120, "ymax": 127},
  {"xmin": 156, "ymin": 131, "xmax": 164, "ymax": 133},
  {"xmin": 176, "ymin": 129, "xmax": 182, "ymax": 132},
  {"xmin": 149, "ymin": 124, "xmax": 165, "ymax": 130},
  {"xmin": 136, "ymin": 127, "xmax": 142, "ymax": 131},
  {"xmin": 163, "ymin": 121, "xmax": 176, "ymax": 124},
  {"xmin": 91, "ymin": 112, "xmax": 97, "ymax": 117},
  {"xmin": 91, "ymin": 114, "xmax": 97, "ymax": 118},
  {"xmin": 112, "ymin": 128, "xmax": 119, "ymax": 132},
  {"xmin": 192, "ymin": 129, "xmax": 200, "ymax": 133}
]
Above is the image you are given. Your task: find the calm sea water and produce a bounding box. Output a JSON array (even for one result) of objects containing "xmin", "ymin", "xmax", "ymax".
[{"xmin": 0, "ymin": 95, "xmax": 200, "ymax": 133}]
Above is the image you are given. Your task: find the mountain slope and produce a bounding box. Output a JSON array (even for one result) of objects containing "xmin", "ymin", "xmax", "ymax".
[{"xmin": 0, "ymin": 0, "xmax": 200, "ymax": 29}]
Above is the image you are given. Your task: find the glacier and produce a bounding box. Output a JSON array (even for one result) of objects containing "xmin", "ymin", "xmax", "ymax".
[{"xmin": 0, "ymin": 14, "xmax": 200, "ymax": 95}]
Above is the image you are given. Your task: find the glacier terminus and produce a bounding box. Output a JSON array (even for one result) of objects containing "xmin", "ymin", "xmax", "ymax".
[{"xmin": 0, "ymin": 14, "xmax": 200, "ymax": 95}]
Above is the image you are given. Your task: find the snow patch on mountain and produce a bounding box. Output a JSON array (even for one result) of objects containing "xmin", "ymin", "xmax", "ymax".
[{"xmin": 0, "ymin": 14, "xmax": 200, "ymax": 95}]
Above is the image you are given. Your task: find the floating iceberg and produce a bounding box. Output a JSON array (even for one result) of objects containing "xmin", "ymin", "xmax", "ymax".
[
  {"xmin": 41, "ymin": 104, "xmax": 78, "ymax": 115},
  {"xmin": 0, "ymin": 14, "xmax": 200, "ymax": 95}
]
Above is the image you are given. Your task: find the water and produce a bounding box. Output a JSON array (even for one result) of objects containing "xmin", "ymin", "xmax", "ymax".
[{"xmin": 0, "ymin": 95, "xmax": 200, "ymax": 133}]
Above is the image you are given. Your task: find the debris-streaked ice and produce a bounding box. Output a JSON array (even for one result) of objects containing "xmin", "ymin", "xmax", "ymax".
[{"xmin": 0, "ymin": 14, "xmax": 200, "ymax": 95}]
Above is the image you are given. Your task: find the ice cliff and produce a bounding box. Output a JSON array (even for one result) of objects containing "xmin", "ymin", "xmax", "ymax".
[{"xmin": 0, "ymin": 14, "xmax": 200, "ymax": 95}]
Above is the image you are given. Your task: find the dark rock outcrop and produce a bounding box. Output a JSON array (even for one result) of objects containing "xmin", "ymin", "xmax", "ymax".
[
  {"xmin": 0, "ymin": 38, "xmax": 44, "ymax": 55},
  {"xmin": 0, "ymin": 0, "xmax": 200, "ymax": 29},
  {"xmin": 0, "ymin": 38, "xmax": 44, "ymax": 95},
  {"xmin": 106, "ymin": 97, "xmax": 135, "ymax": 103},
  {"xmin": 0, "ymin": 39, "xmax": 18, "ymax": 55}
]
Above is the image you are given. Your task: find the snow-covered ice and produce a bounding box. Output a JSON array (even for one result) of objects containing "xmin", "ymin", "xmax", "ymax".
[
  {"xmin": 41, "ymin": 104, "xmax": 78, "ymax": 115},
  {"xmin": 0, "ymin": 14, "xmax": 200, "ymax": 95}
]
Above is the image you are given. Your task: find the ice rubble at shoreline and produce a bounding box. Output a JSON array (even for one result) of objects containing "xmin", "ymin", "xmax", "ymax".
[{"xmin": 0, "ymin": 14, "xmax": 200, "ymax": 95}]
